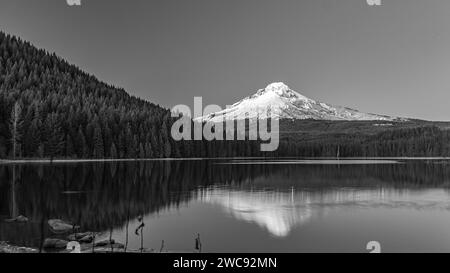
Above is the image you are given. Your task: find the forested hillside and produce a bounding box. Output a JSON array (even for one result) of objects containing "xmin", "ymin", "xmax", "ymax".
[
  {"xmin": 0, "ymin": 31, "xmax": 178, "ymax": 159},
  {"xmin": 1, "ymin": 31, "xmax": 450, "ymax": 159}
]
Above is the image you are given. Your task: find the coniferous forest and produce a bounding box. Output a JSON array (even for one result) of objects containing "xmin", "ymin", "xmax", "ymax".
[
  {"xmin": 0, "ymin": 31, "xmax": 178, "ymax": 159},
  {"xmin": 2, "ymin": 30, "xmax": 450, "ymax": 160}
]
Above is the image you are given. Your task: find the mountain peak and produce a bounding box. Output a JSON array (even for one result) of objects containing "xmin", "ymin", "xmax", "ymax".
[
  {"xmin": 199, "ymin": 83, "xmax": 404, "ymax": 122},
  {"xmin": 257, "ymin": 82, "xmax": 310, "ymax": 102},
  {"xmin": 265, "ymin": 82, "xmax": 290, "ymax": 94}
]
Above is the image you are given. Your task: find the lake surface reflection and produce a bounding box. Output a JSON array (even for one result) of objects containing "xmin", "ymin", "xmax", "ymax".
[{"xmin": 2, "ymin": 158, "xmax": 450, "ymax": 252}]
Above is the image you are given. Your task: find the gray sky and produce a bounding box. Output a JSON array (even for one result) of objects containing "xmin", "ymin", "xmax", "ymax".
[{"xmin": 1, "ymin": 0, "xmax": 450, "ymax": 121}]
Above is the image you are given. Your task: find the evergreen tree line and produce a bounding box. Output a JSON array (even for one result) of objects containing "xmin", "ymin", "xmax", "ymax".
[{"xmin": 276, "ymin": 126, "xmax": 450, "ymax": 157}]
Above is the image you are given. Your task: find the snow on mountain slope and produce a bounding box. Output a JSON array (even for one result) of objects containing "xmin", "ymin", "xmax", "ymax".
[{"xmin": 197, "ymin": 82, "xmax": 405, "ymax": 122}]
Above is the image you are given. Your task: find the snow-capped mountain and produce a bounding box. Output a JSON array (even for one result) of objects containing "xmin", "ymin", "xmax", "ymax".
[{"xmin": 197, "ymin": 82, "xmax": 404, "ymax": 122}]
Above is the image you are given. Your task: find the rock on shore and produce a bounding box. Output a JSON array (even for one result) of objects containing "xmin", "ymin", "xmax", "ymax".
[
  {"xmin": 48, "ymin": 219, "xmax": 80, "ymax": 233},
  {"xmin": 4, "ymin": 215, "xmax": 29, "ymax": 223},
  {"xmin": 43, "ymin": 238, "xmax": 69, "ymax": 249},
  {"xmin": 0, "ymin": 242, "xmax": 38, "ymax": 253}
]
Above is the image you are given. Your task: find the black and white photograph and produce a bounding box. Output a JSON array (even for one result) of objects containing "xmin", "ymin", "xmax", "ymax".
[{"xmin": 1, "ymin": 0, "xmax": 450, "ymax": 267}]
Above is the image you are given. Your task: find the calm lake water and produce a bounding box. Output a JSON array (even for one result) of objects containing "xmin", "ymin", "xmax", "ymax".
[{"xmin": 2, "ymin": 158, "xmax": 450, "ymax": 253}]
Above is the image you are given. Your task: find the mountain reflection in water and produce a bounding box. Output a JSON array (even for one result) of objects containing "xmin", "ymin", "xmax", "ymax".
[
  {"xmin": 1, "ymin": 159, "xmax": 450, "ymax": 252},
  {"xmin": 199, "ymin": 187, "xmax": 450, "ymax": 238}
]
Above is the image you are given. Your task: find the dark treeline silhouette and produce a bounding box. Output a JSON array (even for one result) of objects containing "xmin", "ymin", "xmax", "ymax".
[
  {"xmin": 2, "ymin": 31, "xmax": 450, "ymax": 159},
  {"xmin": 276, "ymin": 124, "xmax": 450, "ymax": 157}
]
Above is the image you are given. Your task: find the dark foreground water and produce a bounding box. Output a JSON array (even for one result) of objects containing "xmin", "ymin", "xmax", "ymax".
[{"xmin": 2, "ymin": 158, "xmax": 450, "ymax": 253}]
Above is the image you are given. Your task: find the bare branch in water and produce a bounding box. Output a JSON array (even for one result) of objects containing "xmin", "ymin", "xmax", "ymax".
[
  {"xmin": 195, "ymin": 233, "xmax": 202, "ymax": 253},
  {"xmin": 160, "ymin": 240, "xmax": 165, "ymax": 253}
]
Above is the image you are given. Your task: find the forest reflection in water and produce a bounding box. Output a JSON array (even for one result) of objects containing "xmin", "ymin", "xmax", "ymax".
[{"xmin": 2, "ymin": 159, "xmax": 450, "ymax": 252}]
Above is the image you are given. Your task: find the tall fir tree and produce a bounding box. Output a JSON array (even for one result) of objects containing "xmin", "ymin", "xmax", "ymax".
[
  {"xmin": 110, "ymin": 143, "xmax": 118, "ymax": 159},
  {"xmin": 43, "ymin": 114, "xmax": 64, "ymax": 160},
  {"xmin": 93, "ymin": 126, "xmax": 104, "ymax": 158},
  {"xmin": 9, "ymin": 101, "xmax": 23, "ymax": 159}
]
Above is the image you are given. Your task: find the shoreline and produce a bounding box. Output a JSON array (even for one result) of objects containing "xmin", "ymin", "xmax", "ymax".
[
  {"xmin": 1, "ymin": 156, "xmax": 450, "ymax": 165},
  {"xmin": 0, "ymin": 157, "xmax": 269, "ymax": 165}
]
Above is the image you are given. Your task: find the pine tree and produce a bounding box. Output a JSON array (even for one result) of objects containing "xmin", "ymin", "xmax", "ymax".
[
  {"xmin": 93, "ymin": 126, "xmax": 104, "ymax": 158},
  {"xmin": 43, "ymin": 114, "xmax": 64, "ymax": 160},
  {"xmin": 23, "ymin": 107, "xmax": 42, "ymax": 157},
  {"xmin": 9, "ymin": 101, "xmax": 23, "ymax": 159},
  {"xmin": 145, "ymin": 142, "xmax": 153, "ymax": 158},
  {"xmin": 139, "ymin": 143, "xmax": 145, "ymax": 158},
  {"xmin": 160, "ymin": 119, "xmax": 171, "ymax": 158},
  {"xmin": 76, "ymin": 127, "xmax": 88, "ymax": 158},
  {"xmin": 66, "ymin": 134, "xmax": 75, "ymax": 158},
  {"xmin": 110, "ymin": 143, "xmax": 118, "ymax": 159},
  {"xmin": 149, "ymin": 133, "xmax": 159, "ymax": 158}
]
